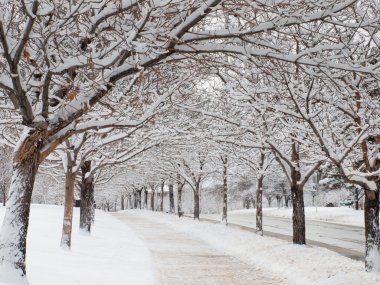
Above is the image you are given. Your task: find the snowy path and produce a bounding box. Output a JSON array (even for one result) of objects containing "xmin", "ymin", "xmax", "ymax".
[
  {"xmin": 200, "ymin": 213, "xmax": 364, "ymax": 260},
  {"xmin": 113, "ymin": 211, "xmax": 285, "ymax": 285}
]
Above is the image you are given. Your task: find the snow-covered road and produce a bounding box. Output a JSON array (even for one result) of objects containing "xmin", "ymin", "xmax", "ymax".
[
  {"xmin": 114, "ymin": 211, "xmax": 285, "ymax": 285},
  {"xmin": 200, "ymin": 213, "xmax": 365, "ymax": 260}
]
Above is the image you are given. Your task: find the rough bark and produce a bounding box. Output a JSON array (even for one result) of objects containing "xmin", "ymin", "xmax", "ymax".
[
  {"xmin": 290, "ymin": 139, "xmax": 306, "ymax": 245},
  {"xmin": 61, "ymin": 170, "xmax": 76, "ymax": 248},
  {"xmin": 364, "ymin": 189, "xmax": 380, "ymax": 271},
  {"xmin": 291, "ymin": 182, "xmax": 306, "ymax": 245},
  {"xmin": 80, "ymin": 161, "xmax": 94, "ymax": 234},
  {"xmin": 256, "ymin": 175, "xmax": 263, "ymax": 236},
  {"xmin": 0, "ymin": 130, "xmax": 41, "ymax": 278},
  {"xmin": 169, "ymin": 184, "xmax": 175, "ymax": 214}
]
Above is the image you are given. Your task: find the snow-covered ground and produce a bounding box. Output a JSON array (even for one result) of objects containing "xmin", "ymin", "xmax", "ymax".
[
  {"xmin": 0, "ymin": 204, "xmax": 155, "ymax": 285},
  {"xmin": 1, "ymin": 205, "xmax": 378, "ymax": 285},
  {"xmin": 231, "ymin": 206, "xmax": 364, "ymax": 227},
  {"xmin": 123, "ymin": 210, "xmax": 379, "ymax": 285}
]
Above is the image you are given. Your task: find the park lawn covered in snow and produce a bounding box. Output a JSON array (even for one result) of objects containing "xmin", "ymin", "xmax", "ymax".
[
  {"xmin": 0, "ymin": 205, "xmax": 155, "ymax": 285},
  {"xmin": 129, "ymin": 210, "xmax": 379, "ymax": 285},
  {"xmin": 231, "ymin": 206, "xmax": 364, "ymax": 227}
]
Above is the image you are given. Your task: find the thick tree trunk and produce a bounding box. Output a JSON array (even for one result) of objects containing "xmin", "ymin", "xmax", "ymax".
[
  {"xmin": 0, "ymin": 130, "xmax": 41, "ymax": 280},
  {"xmin": 289, "ymin": 139, "xmax": 306, "ymax": 245},
  {"xmin": 177, "ymin": 184, "xmax": 183, "ymax": 217},
  {"xmin": 61, "ymin": 171, "xmax": 76, "ymax": 248},
  {"xmin": 80, "ymin": 161, "xmax": 94, "ymax": 234},
  {"xmin": 364, "ymin": 189, "xmax": 380, "ymax": 271},
  {"xmin": 193, "ymin": 190, "xmax": 200, "ymax": 220},
  {"xmin": 291, "ymin": 183, "xmax": 306, "ymax": 245},
  {"xmin": 256, "ymin": 176, "xmax": 263, "ymax": 236},
  {"xmin": 169, "ymin": 184, "xmax": 175, "ymax": 214}
]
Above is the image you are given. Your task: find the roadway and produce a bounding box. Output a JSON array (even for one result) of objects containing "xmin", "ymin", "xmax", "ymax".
[{"xmin": 196, "ymin": 212, "xmax": 365, "ymax": 261}]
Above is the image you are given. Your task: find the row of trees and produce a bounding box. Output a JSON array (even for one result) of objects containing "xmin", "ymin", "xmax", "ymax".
[{"xmin": 0, "ymin": 1, "xmax": 379, "ymax": 283}]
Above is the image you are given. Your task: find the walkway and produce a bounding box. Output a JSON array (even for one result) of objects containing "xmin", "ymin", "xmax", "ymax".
[{"xmin": 113, "ymin": 211, "xmax": 285, "ymax": 285}]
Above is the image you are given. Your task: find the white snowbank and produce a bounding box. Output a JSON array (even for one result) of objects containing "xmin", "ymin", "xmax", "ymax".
[
  {"xmin": 231, "ymin": 206, "xmax": 364, "ymax": 227},
  {"xmin": 0, "ymin": 204, "xmax": 155, "ymax": 285},
  {"xmin": 129, "ymin": 210, "xmax": 380, "ymax": 285}
]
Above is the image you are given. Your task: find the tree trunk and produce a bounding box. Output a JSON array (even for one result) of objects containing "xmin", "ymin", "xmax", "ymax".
[
  {"xmin": 121, "ymin": 194, "xmax": 125, "ymax": 210},
  {"xmin": 144, "ymin": 188, "xmax": 148, "ymax": 209},
  {"xmin": 289, "ymin": 139, "xmax": 306, "ymax": 245},
  {"xmin": 151, "ymin": 191, "xmax": 155, "ymax": 211},
  {"xmin": 276, "ymin": 195, "xmax": 281, "ymax": 209},
  {"xmin": 169, "ymin": 184, "xmax": 175, "ymax": 214},
  {"xmin": 284, "ymin": 193, "xmax": 290, "ymax": 208},
  {"xmin": 160, "ymin": 181, "xmax": 164, "ymax": 212},
  {"xmin": 291, "ymin": 183, "xmax": 306, "ymax": 245},
  {"xmin": 256, "ymin": 175, "xmax": 263, "ymax": 236},
  {"xmin": 0, "ymin": 132, "xmax": 41, "ymax": 279},
  {"xmin": 222, "ymin": 163, "xmax": 228, "ymax": 225},
  {"xmin": 133, "ymin": 189, "xmax": 138, "ymax": 209},
  {"xmin": 61, "ymin": 170, "xmax": 76, "ymax": 248},
  {"xmin": 193, "ymin": 189, "xmax": 200, "ymax": 220},
  {"xmin": 137, "ymin": 189, "xmax": 142, "ymax": 209},
  {"xmin": 354, "ymin": 189, "xmax": 359, "ymax": 210},
  {"xmin": 267, "ymin": 196, "xmax": 273, "ymax": 207},
  {"xmin": 256, "ymin": 151, "xmax": 265, "ymax": 235},
  {"xmin": 177, "ymin": 183, "xmax": 183, "ymax": 217},
  {"xmin": 2, "ymin": 191, "xmax": 5, "ymax": 207},
  {"xmin": 364, "ymin": 189, "xmax": 380, "ymax": 271},
  {"xmin": 80, "ymin": 161, "xmax": 94, "ymax": 234}
]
